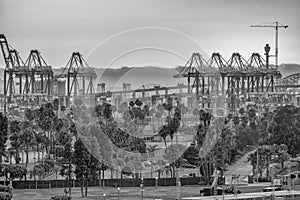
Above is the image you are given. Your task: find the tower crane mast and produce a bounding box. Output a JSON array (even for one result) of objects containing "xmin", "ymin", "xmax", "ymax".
[{"xmin": 251, "ymin": 21, "xmax": 288, "ymax": 68}]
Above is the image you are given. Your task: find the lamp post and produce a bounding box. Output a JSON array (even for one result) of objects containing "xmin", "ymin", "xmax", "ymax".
[
  {"xmin": 247, "ymin": 145, "xmax": 259, "ymax": 183},
  {"xmin": 140, "ymin": 183, "xmax": 144, "ymax": 200},
  {"xmin": 140, "ymin": 177, "xmax": 144, "ymax": 200},
  {"xmin": 165, "ymin": 163, "xmax": 170, "ymax": 186},
  {"xmin": 3, "ymin": 164, "xmax": 6, "ymax": 186},
  {"xmin": 6, "ymin": 171, "xmax": 11, "ymax": 189},
  {"xmin": 103, "ymin": 193, "xmax": 106, "ymax": 200},
  {"xmin": 155, "ymin": 176, "xmax": 158, "ymax": 187},
  {"xmin": 33, "ymin": 157, "xmax": 37, "ymax": 189},
  {"xmin": 117, "ymin": 187, "xmax": 120, "ymax": 200}
]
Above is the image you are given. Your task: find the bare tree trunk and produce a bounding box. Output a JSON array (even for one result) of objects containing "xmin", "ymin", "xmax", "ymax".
[
  {"xmin": 204, "ymin": 157, "xmax": 209, "ymax": 184},
  {"xmin": 152, "ymin": 116, "xmax": 155, "ymax": 132},
  {"xmin": 85, "ymin": 174, "xmax": 88, "ymax": 197},
  {"xmin": 41, "ymin": 147, "xmax": 44, "ymax": 162},
  {"xmin": 102, "ymin": 170, "xmax": 105, "ymax": 186},
  {"xmin": 68, "ymin": 159, "xmax": 72, "ymax": 196},
  {"xmin": 266, "ymin": 157, "xmax": 269, "ymax": 181},
  {"xmin": 99, "ymin": 170, "xmax": 102, "ymax": 187},
  {"xmin": 150, "ymin": 163, "xmax": 153, "ymax": 178},
  {"xmin": 81, "ymin": 179, "xmax": 84, "ymax": 197},
  {"xmin": 25, "ymin": 145, "xmax": 29, "ymax": 167},
  {"xmin": 37, "ymin": 143, "xmax": 40, "ymax": 162},
  {"xmin": 16, "ymin": 148, "xmax": 20, "ymax": 164}
]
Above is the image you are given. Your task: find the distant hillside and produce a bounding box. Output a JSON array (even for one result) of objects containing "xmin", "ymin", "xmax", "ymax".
[
  {"xmin": 0, "ymin": 66, "xmax": 183, "ymax": 91},
  {"xmin": 95, "ymin": 66, "xmax": 182, "ymax": 90},
  {"xmin": 0, "ymin": 64, "xmax": 299, "ymax": 91},
  {"xmin": 278, "ymin": 63, "xmax": 300, "ymax": 77}
]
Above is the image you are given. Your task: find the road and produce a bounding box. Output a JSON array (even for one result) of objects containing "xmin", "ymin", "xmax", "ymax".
[{"xmin": 224, "ymin": 150, "xmax": 255, "ymax": 185}]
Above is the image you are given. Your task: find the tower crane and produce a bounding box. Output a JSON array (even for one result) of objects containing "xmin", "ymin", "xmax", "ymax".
[{"xmin": 251, "ymin": 21, "xmax": 288, "ymax": 68}]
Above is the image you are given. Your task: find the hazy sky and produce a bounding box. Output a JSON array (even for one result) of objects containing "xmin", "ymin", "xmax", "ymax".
[{"xmin": 0, "ymin": 0, "xmax": 299, "ymax": 69}]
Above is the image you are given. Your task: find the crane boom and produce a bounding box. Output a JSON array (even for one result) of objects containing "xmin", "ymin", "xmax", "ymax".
[{"xmin": 251, "ymin": 21, "xmax": 288, "ymax": 68}]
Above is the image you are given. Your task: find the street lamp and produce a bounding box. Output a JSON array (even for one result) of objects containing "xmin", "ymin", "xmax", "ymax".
[
  {"xmin": 103, "ymin": 193, "xmax": 106, "ymax": 200},
  {"xmin": 117, "ymin": 187, "xmax": 120, "ymax": 200},
  {"xmin": 247, "ymin": 145, "xmax": 259, "ymax": 183},
  {"xmin": 140, "ymin": 183, "xmax": 144, "ymax": 200},
  {"xmin": 33, "ymin": 157, "xmax": 37, "ymax": 189},
  {"xmin": 140, "ymin": 177, "xmax": 144, "ymax": 200},
  {"xmin": 155, "ymin": 177, "xmax": 158, "ymax": 187}
]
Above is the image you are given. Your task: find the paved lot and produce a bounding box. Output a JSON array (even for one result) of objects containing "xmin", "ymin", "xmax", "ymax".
[
  {"xmin": 12, "ymin": 184, "xmax": 300, "ymax": 200},
  {"xmin": 182, "ymin": 190, "xmax": 300, "ymax": 200},
  {"xmin": 224, "ymin": 150, "xmax": 255, "ymax": 185}
]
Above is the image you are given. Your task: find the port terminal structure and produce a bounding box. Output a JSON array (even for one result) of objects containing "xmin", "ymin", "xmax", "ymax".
[{"xmin": 1, "ymin": 34, "xmax": 300, "ymax": 114}]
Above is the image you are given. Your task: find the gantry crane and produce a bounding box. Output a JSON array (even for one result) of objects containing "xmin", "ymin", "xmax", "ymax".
[
  {"xmin": 0, "ymin": 34, "xmax": 28, "ymax": 113},
  {"xmin": 251, "ymin": 21, "xmax": 288, "ymax": 68},
  {"xmin": 25, "ymin": 49, "xmax": 53, "ymax": 95},
  {"xmin": 56, "ymin": 52, "xmax": 97, "ymax": 102}
]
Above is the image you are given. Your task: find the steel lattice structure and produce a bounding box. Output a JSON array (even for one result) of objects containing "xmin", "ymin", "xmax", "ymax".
[
  {"xmin": 0, "ymin": 34, "xmax": 55, "ymax": 113},
  {"xmin": 2, "ymin": 34, "xmax": 299, "ymax": 113},
  {"xmin": 174, "ymin": 46, "xmax": 283, "ymax": 112},
  {"xmin": 281, "ymin": 73, "xmax": 300, "ymax": 88},
  {"xmin": 25, "ymin": 49, "xmax": 53, "ymax": 95},
  {"xmin": 56, "ymin": 52, "xmax": 97, "ymax": 97},
  {"xmin": 0, "ymin": 34, "xmax": 27, "ymax": 101}
]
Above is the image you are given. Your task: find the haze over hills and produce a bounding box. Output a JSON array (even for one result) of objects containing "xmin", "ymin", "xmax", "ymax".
[
  {"xmin": 0, "ymin": 63, "xmax": 300, "ymax": 92},
  {"xmin": 278, "ymin": 63, "xmax": 300, "ymax": 77}
]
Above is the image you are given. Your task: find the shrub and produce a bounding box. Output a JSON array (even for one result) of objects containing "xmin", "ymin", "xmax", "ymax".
[
  {"xmin": 0, "ymin": 185, "xmax": 12, "ymax": 193},
  {"xmin": 50, "ymin": 196, "xmax": 71, "ymax": 200},
  {"xmin": 0, "ymin": 192, "xmax": 12, "ymax": 200},
  {"xmin": 290, "ymin": 174, "xmax": 296, "ymax": 179}
]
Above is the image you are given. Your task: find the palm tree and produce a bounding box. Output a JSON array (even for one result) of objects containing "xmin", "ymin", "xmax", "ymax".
[
  {"xmin": 149, "ymin": 108, "xmax": 156, "ymax": 131},
  {"xmin": 147, "ymin": 145, "xmax": 158, "ymax": 159},
  {"xmin": 196, "ymin": 110, "xmax": 214, "ymax": 185},
  {"xmin": 159, "ymin": 125, "xmax": 169, "ymax": 146},
  {"xmin": 0, "ymin": 112, "xmax": 8, "ymax": 164},
  {"xmin": 34, "ymin": 132, "xmax": 46, "ymax": 162},
  {"xmin": 156, "ymin": 104, "xmax": 164, "ymax": 125},
  {"xmin": 147, "ymin": 145, "xmax": 158, "ymax": 178},
  {"xmin": 9, "ymin": 120, "xmax": 22, "ymax": 164},
  {"xmin": 238, "ymin": 107, "xmax": 246, "ymax": 116},
  {"xmin": 155, "ymin": 111, "xmax": 163, "ymax": 128},
  {"xmin": 157, "ymin": 159, "xmax": 166, "ymax": 178},
  {"xmin": 193, "ymin": 108, "xmax": 200, "ymax": 123},
  {"xmin": 20, "ymin": 121, "xmax": 35, "ymax": 167}
]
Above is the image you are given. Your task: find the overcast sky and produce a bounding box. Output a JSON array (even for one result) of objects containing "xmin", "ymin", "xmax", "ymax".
[{"xmin": 0, "ymin": 0, "xmax": 299, "ymax": 69}]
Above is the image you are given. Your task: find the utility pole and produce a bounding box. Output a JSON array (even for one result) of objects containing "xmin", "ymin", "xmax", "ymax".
[{"xmin": 251, "ymin": 21, "xmax": 288, "ymax": 68}]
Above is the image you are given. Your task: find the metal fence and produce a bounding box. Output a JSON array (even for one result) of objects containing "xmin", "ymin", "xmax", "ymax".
[{"xmin": 0, "ymin": 177, "xmax": 202, "ymax": 189}]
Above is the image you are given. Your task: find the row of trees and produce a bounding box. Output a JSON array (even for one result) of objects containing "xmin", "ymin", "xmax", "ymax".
[
  {"xmin": 247, "ymin": 105, "xmax": 300, "ymax": 181},
  {"xmin": 175, "ymin": 104, "xmax": 300, "ymax": 184},
  {"xmin": 1, "ymin": 95, "xmax": 299, "ymax": 195}
]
